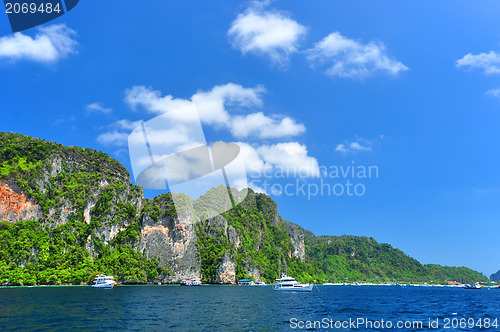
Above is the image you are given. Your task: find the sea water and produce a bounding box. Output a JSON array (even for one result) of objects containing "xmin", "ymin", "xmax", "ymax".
[{"xmin": 1, "ymin": 285, "xmax": 499, "ymax": 331}]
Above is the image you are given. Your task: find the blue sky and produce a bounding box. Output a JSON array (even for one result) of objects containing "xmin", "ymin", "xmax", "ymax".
[{"xmin": 2, "ymin": 0, "xmax": 500, "ymax": 277}]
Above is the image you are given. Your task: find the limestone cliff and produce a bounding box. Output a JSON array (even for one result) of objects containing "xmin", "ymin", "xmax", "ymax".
[
  {"xmin": 283, "ymin": 221, "xmax": 306, "ymax": 261},
  {"xmin": 138, "ymin": 188, "xmax": 305, "ymax": 284},
  {"xmin": 1, "ymin": 133, "xmax": 489, "ymax": 286},
  {"xmin": 0, "ymin": 132, "xmax": 306, "ymax": 284},
  {"xmin": 0, "ymin": 180, "xmax": 42, "ymax": 222},
  {"xmin": 139, "ymin": 196, "xmax": 201, "ymax": 283}
]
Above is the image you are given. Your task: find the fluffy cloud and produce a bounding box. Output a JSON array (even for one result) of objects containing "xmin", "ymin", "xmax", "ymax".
[
  {"xmin": 125, "ymin": 86, "xmax": 193, "ymax": 117},
  {"xmin": 190, "ymin": 83, "xmax": 264, "ymax": 125},
  {"xmin": 307, "ymin": 32, "xmax": 408, "ymax": 80},
  {"xmin": 456, "ymin": 51, "xmax": 500, "ymax": 75},
  {"xmin": 142, "ymin": 127, "xmax": 201, "ymax": 151},
  {"xmin": 86, "ymin": 102, "xmax": 112, "ymax": 115},
  {"xmin": 99, "ymin": 84, "xmax": 318, "ymax": 190},
  {"xmin": 113, "ymin": 119, "xmax": 143, "ymax": 130},
  {"xmin": 231, "ymin": 112, "xmax": 305, "ymax": 139},
  {"xmin": 125, "ymin": 83, "xmax": 263, "ymax": 125},
  {"xmin": 0, "ymin": 24, "xmax": 77, "ymax": 63},
  {"xmin": 257, "ymin": 142, "xmax": 319, "ymax": 177},
  {"xmin": 228, "ymin": 5, "xmax": 306, "ymax": 66},
  {"xmin": 235, "ymin": 142, "xmax": 320, "ymax": 182},
  {"xmin": 124, "ymin": 83, "xmax": 305, "ymax": 139},
  {"xmin": 99, "ymin": 116, "xmax": 205, "ymax": 152},
  {"xmin": 97, "ymin": 131, "xmax": 129, "ymax": 146},
  {"xmin": 96, "ymin": 119, "xmax": 144, "ymax": 146},
  {"xmin": 335, "ymin": 140, "xmax": 373, "ymax": 154},
  {"xmin": 237, "ymin": 142, "xmax": 271, "ymax": 175},
  {"xmin": 486, "ymin": 88, "xmax": 500, "ymax": 98}
]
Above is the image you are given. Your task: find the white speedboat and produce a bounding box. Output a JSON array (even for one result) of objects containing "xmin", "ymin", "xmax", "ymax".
[
  {"xmin": 273, "ymin": 274, "xmax": 313, "ymax": 292},
  {"xmin": 463, "ymin": 282, "xmax": 482, "ymax": 289},
  {"xmin": 92, "ymin": 275, "xmax": 116, "ymax": 288}
]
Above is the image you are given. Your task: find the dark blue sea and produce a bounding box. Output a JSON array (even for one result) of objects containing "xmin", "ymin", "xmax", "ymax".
[{"xmin": 1, "ymin": 285, "xmax": 499, "ymax": 331}]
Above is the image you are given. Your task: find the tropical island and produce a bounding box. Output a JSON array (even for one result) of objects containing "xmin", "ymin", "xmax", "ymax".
[{"xmin": 0, "ymin": 132, "xmax": 489, "ymax": 286}]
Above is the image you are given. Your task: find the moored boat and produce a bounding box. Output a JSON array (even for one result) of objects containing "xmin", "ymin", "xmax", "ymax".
[
  {"xmin": 92, "ymin": 274, "xmax": 116, "ymax": 288},
  {"xmin": 180, "ymin": 280, "xmax": 201, "ymax": 286},
  {"xmin": 463, "ymin": 282, "xmax": 482, "ymax": 289},
  {"xmin": 273, "ymin": 274, "xmax": 313, "ymax": 292},
  {"xmin": 238, "ymin": 279, "xmax": 255, "ymax": 286}
]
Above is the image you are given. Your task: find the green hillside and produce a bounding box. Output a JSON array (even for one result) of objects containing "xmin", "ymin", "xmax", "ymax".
[
  {"xmin": 300, "ymin": 234, "xmax": 488, "ymax": 284},
  {"xmin": 0, "ymin": 133, "xmax": 166, "ymax": 285},
  {"xmin": 0, "ymin": 132, "xmax": 489, "ymax": 285}
]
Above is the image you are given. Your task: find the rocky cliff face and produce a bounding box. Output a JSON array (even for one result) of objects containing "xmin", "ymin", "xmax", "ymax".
[
  {"xmin": 138, "ymin": 189, "xmax": 305, "ymax": 284},
  {"xmin": 139, "ymin": 207, "xmax": 201, "ymax": 283},
  {"xmin": 0, "ymin": 133, "xmax": 306, "ymax": 284},
  {"xmin": 0, "ymin": 180, "xmax": 41, "ymax": 222},
  {"xmin": 284, "ymin": 221, "xmax": 306, "ymax": 261},
  {"xmin": 2, "ymin": 133, "xmax": 487, "ymax": 286}
]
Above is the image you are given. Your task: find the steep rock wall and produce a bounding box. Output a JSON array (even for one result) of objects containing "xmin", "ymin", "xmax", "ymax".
[
  {"xmin": 0, "ymin": 133, "xmax": 306, "ymax": 284},
  {"xmin": 0, "ymin": 180, "xmax": 41, "ymax": 222},
  {"xmin": 139, "ymin": 214, "xmax": 201, "ymax": 283}
]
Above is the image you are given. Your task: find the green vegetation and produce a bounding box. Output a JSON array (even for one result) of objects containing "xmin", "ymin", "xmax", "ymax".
[
  {"xmin": 194, "ymin": 190, "xmax": 488, "ymax": 285},
  {"xmin": 0, "ymin": 133, "xmax": 165, "ymax": 285},
  {"xmin": 193, "ymin": 190, "xmax": 303, "ymax": 284},
  {"xmin": 195, "ymin": 219, "xmax": 234, "ymax": 282},
  {"xmin": 0, "ymin": 132, "xmax": 138, "ymax": 219},
  {"xmin": 0, "ymin": 132, "xmax": 489, "ymax": 286},
  {"xmin": 142, "ymin": 193, "xmax": 178, "ymax": 221},
  {"xmin": 299, "ymin": 235, "xmax": 489, "ymax": 284},
  {"xmin": 0, "ymin": 219, "xmax": 167, "ymax": 285}
]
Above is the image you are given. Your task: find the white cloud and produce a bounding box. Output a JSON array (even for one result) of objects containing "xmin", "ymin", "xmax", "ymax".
[
  {"xmin": 0, "ymin": 24, "xmax": 77, "ymax": 63},
  {"xmin": 142, "ymin": 127, "xmax": 200, "ymax": 151},
  {"xmin": 335, "ymin": 140, "xmax": 373, "ymax": 154},
  {"xmin": 237, "ymin": 142, "xmax": 271, "ymax": 175},
  {"xmin": 456, "ymin": 51, "xmax": 500, "ymax": 75},
  {"xmin": 99, "ymin": 84, "xmax": 317, "ymax": 186},
  {"xmin": 124, "ymin": 83, "xmax": 305, "ymax": 139},
  {"xmin": 97, "ymin": 131, "xmax": 129, "ymax": 146},
  {"xmin": 190, "ymin": 83, "xmax": 264, "ymax": 125},
  {"xmin": 231, "ymin": 112, "xmax": 305, "ymax": 139},
  {"xmin": 114, "ymin": 119, "xmax": 143, "ymax": 130},
  {"xmin": 125, "ymin": 86, "xmax": 192, "ymax": 116},
  {"xmin": 486, "ymin": 88, "xmax": 500, "ymax": 98},
  {"xmin": 258, "ymin": 142, "xmax": 319, "ymax": 177},
  {"xmin": 236, "ymin": 142, "xmax": 320, "ymax": 179},
  {"xmin": 307, "ymin": 32, "xmax": 408, "ymax": 80},
  {"xmin": 228, "ymin": 5, "xmax": 306, "ymax": 66},
  {"xmin": 96, "ymin": 119, "xmax": 143, "ymax": 146},
  {"xmin": 99, "ymin": 117, "xmax": 204, "ymax": 151},
  {"xmin": 86, "ymin": 102, "xmax": 112, "ymax": 115},
  {"xmin": 125, "ymin": 83, "xmax": 263, "ymax": 126}
]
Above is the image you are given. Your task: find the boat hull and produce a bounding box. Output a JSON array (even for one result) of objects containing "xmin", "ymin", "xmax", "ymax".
[
  {"xmin": 463, "ymin": 283, "xmax": 482, "ymax": 289},
  {"xmin": 180, "ymin": 280, "xmax": 201, "ymax": 286},
  {"xmin": 273, "ymin": 285, "xmax": 313, "ymax": 292},
  {"xmin": 92, "ymin": 282, "xmax": 114, "ymax": 288}
]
